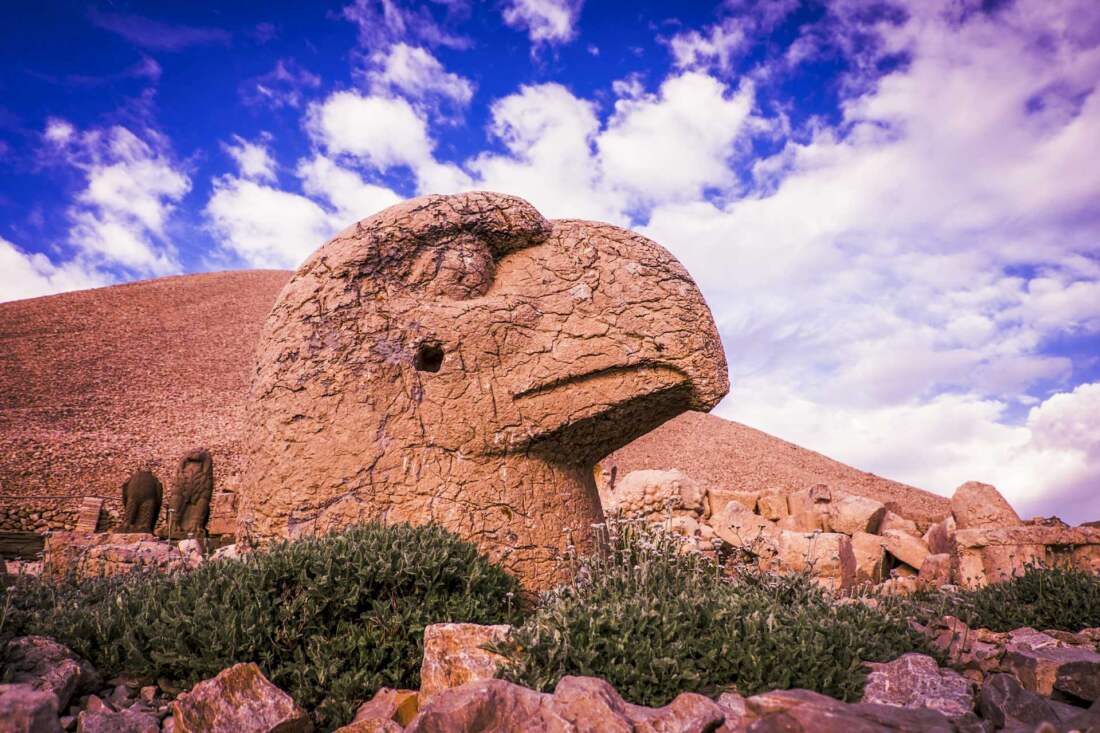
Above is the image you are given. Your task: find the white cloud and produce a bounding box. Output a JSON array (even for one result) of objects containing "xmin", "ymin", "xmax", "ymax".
[
  {"xmin": 668, "ymin": 18, "xmax": 749, "ymax": 73},
  {"xmin": 297, "ymin": 155, "xmax": 402, "ymax": 224},
  {"xmin": 367, "ymin": 43, "xmax": 474, "ymax": 107},
  {"xmin": 0, "ymin": 237, "xmax": 107, "ymax": 303},
  {"xmin": 242, "ymin": 59, "xmax": 322, "ymax": 109},
  {"xmin": 46, "ymin": 122, "xmax": 189, "ymax": 275},
  {"xmin": 599, "ymin": 73, "xmax": 757, "ymax": 205},
  {"xmin": 205, "ymin": 177, "xmax": 337, "ymax": 269},
  {"xmin": 468, "ymin": 82, "xmax": 623, "ymax": 222},
  {"xmin": 224, "ymin": 135, "xmax": 277, "ymax": 182},
  {"xmin": 501, "ymin": 0, "xmax": 583, "ymax": 47},
  {"xmin": 306, "ymin": 90, "xmax": 470, "ymax": 194}
]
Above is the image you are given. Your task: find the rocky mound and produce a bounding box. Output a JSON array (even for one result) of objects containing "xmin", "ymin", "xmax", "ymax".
[
  {"xmin": 1, "ymin": 269, "xmax": 944, "ymax": 527},
  {"xmin": 603, "ymin": 411, "xmax": 950, "ymax": 526}
]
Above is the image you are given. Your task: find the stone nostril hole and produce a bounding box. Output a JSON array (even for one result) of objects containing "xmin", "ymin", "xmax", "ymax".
[
  {"xmin": 415, "ymin": 342, "xmax": 444, "ymax": 373},
  {"xmin": 655, "ymin": 343, "xmax": 665, "ymax": 353}
]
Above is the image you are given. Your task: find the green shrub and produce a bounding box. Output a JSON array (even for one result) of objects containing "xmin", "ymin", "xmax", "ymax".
[
  {"xmin": 928, "ymin": 564, "xmax": 1100, "ymax": 632},
  {"xmin": 494, "ymin": 520, "xmax": 933, "ymax": 706},
  {"xmin": 1, "ymin": 523, "xmax": 522, "ymax": 730}
]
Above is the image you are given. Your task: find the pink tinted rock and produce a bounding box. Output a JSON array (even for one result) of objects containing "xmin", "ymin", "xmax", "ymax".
[
  {"xmin": 0, "ymin": 683, "xmax": 62, "ymax": 733},
  {"xmin": 2, "ymin": 636, "xmax": 100, "ymax": 710},
  {"xmin": 861, "ymin": 653, "xmax": 975, "ymax": 718},
  {"xmin": 419, "ymin": 623, "xmax": 512, "ymax": 706},
  {"xmin": 951, "ymin": 482, "xmax": 1021, "ymax": 530},
  {"xmin": 169, "ymin": 663, "xmax": 311, "ymax": 733}
]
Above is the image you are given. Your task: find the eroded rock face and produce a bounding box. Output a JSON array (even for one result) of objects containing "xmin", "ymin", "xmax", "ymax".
[
  {"xmin": 418, "ymin": 623, "xmax": 512, "ymax": 706},
  {"xmin": 1, "ymin": 636, "xmax": 100, "ymax": 710},
  {"xmin": 861, "ymin": 653, "xmax": 976, "ymax": 719},
  {"xmin": 239, "ymin": 192, "xmax": 728, "ymax": 588},
  {"xmin": 951, "ymin": 481, "xmax": 1021, "ymax": 530},
  {"xmin": 0, "ymin": 683, "xmax": 62, "ymax": 733}
]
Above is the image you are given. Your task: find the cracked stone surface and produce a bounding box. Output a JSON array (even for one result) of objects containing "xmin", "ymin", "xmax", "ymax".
[{"xmin": 237, "ymin": 192, "xmax": 728, "ymax": 587}]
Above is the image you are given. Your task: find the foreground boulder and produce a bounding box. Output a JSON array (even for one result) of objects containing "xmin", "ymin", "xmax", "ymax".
[
  {"xmin": 2, "ymin": 636, "xmax": 100, "ymax": 710},
  {"xmin": 419, "ymin": 623, "xmax": 512, "ymax": 706},
  {"xmin": 861, "ymin": 653, "xmax": 976, "ymax": 719},
  {"xmin": 1002, "ymin": 642, "xmax": 1100, "ymax": 702},
  {"xmin": 0, "ymin": 683, "xmax": 61, "ymax": 733},
  {"xmin": 950, "ymin": 482, "xmax": 1021, "ymax": 530},
  {"xmin": 237, "ymin": 191, "xmax": 729, "ymax": 589},
  {"xmin": 169, "ymin": 662, "xmax": 311, "ymax": 733},
  {"xmin": 77, "ymin": 705, "xmax": 160, "ymax": 733},
  {"xmin": 978, "ymin": 673, "xmax": 1082, "ymax": 730},
  {"xmin": 406, "ymin": 676, "xmax": 724, "ymax": 733}
]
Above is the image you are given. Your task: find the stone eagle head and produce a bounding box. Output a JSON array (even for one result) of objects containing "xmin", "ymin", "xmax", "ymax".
[{"xmin": 239, "ymin": 191, "xmax": 728, "ymax": 587}]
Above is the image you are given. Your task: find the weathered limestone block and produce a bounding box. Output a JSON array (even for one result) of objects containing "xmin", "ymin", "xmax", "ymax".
[
  {"xmin": 951, "ymin": 481, "xmax": 1021, "ymax": 530},
  {"xmin": 978, "ymin": 673, "xmax": 1081, "ymax": 731},
  {"xmin": 0, "ymin": 683, "xmax": 61, "ymax": 733},
  {"xmin": 757, "ymin": 494, "xmax": 789, "ymax": 521},
  {"xmin": 862, "ymin": 653, "xmax": 976, "ymax": 719},
  {"xmin": 706, "ymin": 489, "xmax": 760, "ymax": 517},
  {"xmin": 918, "ymin": 553, "xmax": 953, "ymax": 588},
  {"xmin": 827, "ymin": 495, "xmax": 886, "ymax": 535},
  {"xmin": 1002, "ymin": 644, "xmax": 1100, "ymax": 701},
  {"xmin": 851, "ymin": 532, "xmax": 888, "ymax": 584},
  {"xmin": 343, "ymin": 688, "xmax": 418, "ymax": 731},
  {"xmin": 74, "ymin": 497, "xmax": 105, "ymax": 534},
  {"xmin": 881, "ymin": 529, "xmax": 930, "ymax": 571},
  {"xmin": 238, "ymin": 192, "xmax": 728, "ymax": 589},
  {"xmin": 606, "ymin": 469, "xmax": 707, "ymax": 519},
  {"xmin": 170, "ymin": 663, "xmax": 311, "ymax": 733},
  {"xmin": 419, "ymin": 623, "xmax": 512, "ymax": 706},
  {"xmin": 787, "ymin": 484, "xmax": 831, "ymax": 516},
  {"xmin": 767, "ymin": 531, "xmax": 856, "ymax": 590},
  {"xmin": 2, "ymin": 636, "xmax": 100, "ymax": 710},
  {"xmin": 206, "ymin": 492, "xmax": 238, "ymax": 536},
  {"xmin": 879, "ymin": 511, "xmax": 920, "ymax": 536},
  {"xmin": 711, "ymin": 501, "xmax": 780, "ymax": 557},
  {"xmin": 777, "ymin": 510, "xmax": 825, "ymax": 532},
  {"xmin": 43, "ymin": 532, "xmax": 189, "ymax": 578},
  {"xmin": 951, "ymin": 525, "xmax": 1100, "ymax": 587}
]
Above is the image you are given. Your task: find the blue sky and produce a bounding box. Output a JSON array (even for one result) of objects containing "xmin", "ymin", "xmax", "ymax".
[{"xmin": 2, "ymin": 0, "xmax": 1099, "ymax": 519}]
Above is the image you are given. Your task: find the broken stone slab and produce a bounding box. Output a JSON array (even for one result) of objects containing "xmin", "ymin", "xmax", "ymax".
[
  {"xmin": 711, "ymin": 502, "xmax": 780, "ymax": 557},
  {"xmin": 0, "ymin": 683, "xmax": 62, "ymax": 733},
  {"xmin": 42, "ymin": 532, "xmax": 191, "ymax": 578},
  {"xmin": 977, "ymin": 673, "xmax": 1081, "ymax": 730},
  {"xmin": 707, "ymin": 489, "xmax": 761, "ymax": 517},
  {"xmin": 786, "ymin": 484, "xmax": 832, "ymax": 517},
  {"xmin": 851, "ymin": 532, "xmax": 888, "ymax": 584},
  {"xmin": 776, "ymin": 511, "xmax": 825, "ymax": 532},
  {"xmin": 827, "ymin": 495, "xmax": 886, "ymax": 535},
  {"xmin": 76, "ymin": 705, "xmax": 160, "ymax": 733},
  {"xmin": 1002, "ymin": 644, "xmax": 1100, "ymax": 702},
  {"xmin": 756, "ymin": 494, "xmax": 789, "ymax": 521},
  {"xmin": 169, "ymin": 662, "xmax": 311, "ymax": 733},
  {"xmin": 861, "ymin": 653, "xmax": 976, "ymax": 719},
  {"xmin": 951, "ymin": 481, "xmax": 1022, "ymax": 530},
  {"xmin": 880, "ymin": 530, "xmax": 930, "ymax": 571},
  {"xmin": 767, "ymin": 531, "xmax": 856, "ymax": 590},
  {"xmin": 917, "ymin": 553, "xmax": 953, "ymax": 588},
  {"xmin": 606, "ymin": 469, "xmax": 708, "ymax": 520},
  {"xmin": 206, "ymin": 492, "xmax": 239, "ymax": 536},
  {"xmin": 349, "ymin": 688, "xmax": 418, "ymax": 728},
  {"xmin": 879, "ymin": 511, "xmax": 920, "ymax": 537},
  {"xmin": 2, "ymin": 636, "xmax": 101, "ymax": 710},
  {"xmin": 405, "ymin": 676, "xmax": 725, "ymax": 733},
  {"xmin": 418, "ymin": 623, "xmax": 512, "ymax": 706}
]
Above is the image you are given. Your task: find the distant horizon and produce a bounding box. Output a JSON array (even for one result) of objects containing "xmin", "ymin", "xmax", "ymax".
[{"xmin": 1, "ymin": 0, "xmax": 1098, "ymax": 521}]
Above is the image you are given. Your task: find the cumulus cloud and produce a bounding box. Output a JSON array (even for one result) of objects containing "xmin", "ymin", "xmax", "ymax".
[
  {"xmin": 638, "ymin": 0, "xmax": 1100, "ymax": 518},
  {"xmin": 44, "ymin": 120, "xmax": 189, "ymax": 275},
  {"xmin": 501, "ymin": 0, "xmax": 584, "ymax": 47},
  {"xmin": 599, "ymin": 73, "xmax": 758, "ymax": 205},
  {"xmin": 367, "ymin": 43, "xmax": 474, "ymax": 109},
  {"xmin": 223, "ymin": 135, "xmax": 277, "ymax": 182},
  {"xmin": 0, "ymin": 237, "xmax": 107, "ymax": 303},
  {"xmin": 205, "ymin": 177, "xmax": 336, "ymax": 269}
]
